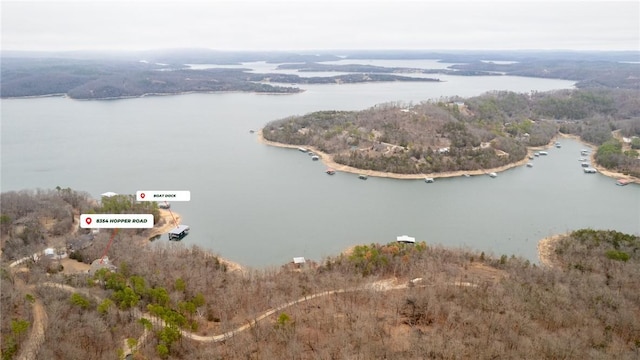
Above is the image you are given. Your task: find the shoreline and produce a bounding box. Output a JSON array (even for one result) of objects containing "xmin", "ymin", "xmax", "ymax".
[
  {"xmin": 1, "ymin": 89, "xmax": 302, "ymax": 101},
  {"xmin": 258, "ymin": 130, "xmax": 546, "ymax": 179},
  {"xmin": 537, "ymin": 234, "xmax": 565, "ymax": 268},
  {"xmin": 558, "ymin": 133, "xmax": 640, "ymax": 184},
  {"xmin": 147, "ymin": 208, "xmax": 182, "ymax": 240},
  {"xmin": 146, "ymin": 209, "xmax": 246, "ymax": 273},
  {"xmin": 258, "ymin": 130, "xmax": 640, "ymax": 183}
]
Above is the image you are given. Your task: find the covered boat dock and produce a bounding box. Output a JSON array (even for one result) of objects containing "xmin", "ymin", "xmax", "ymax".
[{"xmin": 168, "ymin": 225, "xmax": 190, "ymax": 241}]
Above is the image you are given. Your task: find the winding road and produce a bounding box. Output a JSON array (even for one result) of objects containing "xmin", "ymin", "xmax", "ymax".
[{"xmin": 10, "ymin": 255, "xmax": 421, "ymax": 359}]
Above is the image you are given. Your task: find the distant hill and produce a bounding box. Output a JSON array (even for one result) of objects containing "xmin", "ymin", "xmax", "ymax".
[
  {"xmin": 2, "ymin": 50, "xmax": 638, "ymax": 99},
  {"xmin": 0, "ymin": 54, "xmax": 436, "ymax": 100}
]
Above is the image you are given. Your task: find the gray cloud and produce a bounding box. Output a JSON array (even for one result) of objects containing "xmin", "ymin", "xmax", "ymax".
[{"xmin": 2, "ymin": 1, "xmax": 638, "ymax": 51}]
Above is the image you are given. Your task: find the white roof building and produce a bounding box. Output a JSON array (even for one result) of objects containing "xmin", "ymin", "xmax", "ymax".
[{"xmin": 396, "ymin": 235, "xmax": 416, "ymax": 243}]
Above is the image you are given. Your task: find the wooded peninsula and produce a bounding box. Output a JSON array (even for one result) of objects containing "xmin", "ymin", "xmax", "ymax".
[{"xmin": 263, "ymin": 88, "xmax": 640, "ymax": 179}]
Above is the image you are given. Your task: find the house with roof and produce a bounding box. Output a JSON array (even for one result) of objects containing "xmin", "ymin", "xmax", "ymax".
[
  {"xmin": 68, "ymin": 233, "xmax": 95, "ymax": 252},
  {"xmin": 293, "ymin": 257, "xmax": 306, "ymax": 268},
  {"xmin": 396, "ymin": 235, "xmax": 416, "ymax": 244}
]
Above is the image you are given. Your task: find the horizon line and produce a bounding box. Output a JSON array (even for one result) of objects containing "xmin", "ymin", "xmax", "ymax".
[{"xmin": 2, "ymin": 48, "xmax": 640, "ymax": 54}]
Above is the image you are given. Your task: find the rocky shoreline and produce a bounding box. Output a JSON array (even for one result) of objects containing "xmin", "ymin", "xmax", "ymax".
[
  {"xmin": 258, "ymin": 130, "xmax": 639, "ymax": 183},
  {"xmin": 258, "ymin": 129, "xmax": 552, "ymax": 180},
  {"xmin": 537, "ymin": 234, "xmax": 565, "ymax": 268}
]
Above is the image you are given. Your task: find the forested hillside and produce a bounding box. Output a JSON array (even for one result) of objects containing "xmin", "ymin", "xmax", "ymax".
[
  {"xmin": 3, "ymin": 223, "xmax": 638, "ymax": 359},
  {"xmin": 263, "ymin": 88, "xmax": 640, "ymax": 176},
  {"xmin": 0, "ymin": 57, "xmax": 433, "ymax": 99},
  {"xmin": 450, "ymin": 59, "xmax": 640, "ymax": 89}
]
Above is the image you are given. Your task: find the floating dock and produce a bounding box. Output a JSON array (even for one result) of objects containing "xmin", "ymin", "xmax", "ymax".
[{"xmin": 168, "ymin": 225, "xmax": 190, "ymax": 241}]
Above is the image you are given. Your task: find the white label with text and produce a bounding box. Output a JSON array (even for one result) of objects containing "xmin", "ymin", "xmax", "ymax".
[
  {"xmin": 80, "ymin": 214, "xmax": 154, "ymax": 228},
  {"xmin": 136, "ymin": 190, "xmax": 191, "ymax": 202}
]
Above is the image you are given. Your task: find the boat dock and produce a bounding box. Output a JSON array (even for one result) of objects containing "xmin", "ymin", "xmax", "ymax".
[{"xmin": 168, "ymin": 225, "xmax": 190, "ymax": 241}]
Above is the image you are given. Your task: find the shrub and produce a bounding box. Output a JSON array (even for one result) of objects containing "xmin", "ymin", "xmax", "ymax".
[{"xmin": 605, "ymin": 250, "xmax": 630, "ymax": 262}]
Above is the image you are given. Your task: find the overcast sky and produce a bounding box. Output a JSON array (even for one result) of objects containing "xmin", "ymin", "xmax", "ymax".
[{"xmin": 1, "ymin": 0, "xmax": 639, "ymax": 52}]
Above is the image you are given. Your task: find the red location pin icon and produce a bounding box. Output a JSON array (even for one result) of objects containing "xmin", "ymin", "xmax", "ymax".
[
  {"xmin": 140, "ymin": 193, "xmax": 146, "ymax": 199},
  {"xmin": 85, "ymin": 217, "xmax": 92, "ymax": 225}
]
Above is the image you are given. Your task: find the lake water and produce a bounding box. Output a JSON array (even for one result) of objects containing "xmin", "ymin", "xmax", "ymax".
[{"xmin": 2, "ymin": 71, "xmax": 638, "ymax": 268}]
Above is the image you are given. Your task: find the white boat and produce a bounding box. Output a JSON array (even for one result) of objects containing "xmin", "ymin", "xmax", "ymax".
[
  {"xmin": 158, "ymin": 201, "xmax": 171, "ymax": 209},
  {"xmin": 526, "ymin": 163, "xmax": 533, "ymax": 167},
  {"xmin": 584, "ymin": 168, "xmax": 597, "ymax": 174},
  {"xmin": 311, "ymin": 155, "xmax": 319, "ymax": 161},
  {"xmin": 489, "ymin": 172, "xmax": 498, "ymax": 178},
  {"xmin": 358, "ymin": 174, "xmax": 368, "ymax": 180},
  {"xmin": 424, "ymin": 177, "xmax": 434, "ymax": 183},
  {"xmin": 581, "ymin": 162, "xmax": 590, "ymax": 168},
  {"xmin": 539, "ymin": 151, "xmax": 548, "ymax": 155},
  {"xmin": 616, "ymin": 179, "xmax": 631, "ymax": 186}
]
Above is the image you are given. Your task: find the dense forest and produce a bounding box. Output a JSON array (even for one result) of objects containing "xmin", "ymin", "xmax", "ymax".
[
  {"xmin": 2, "ymin": 190, "xmax": 638, "ymax": 359},
  {"xmin": 263, "ymin": 88, "xmax": 640, "ymax": 176}
]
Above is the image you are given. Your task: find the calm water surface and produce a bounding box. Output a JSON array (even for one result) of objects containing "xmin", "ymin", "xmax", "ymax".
[{"xmin": 2, "ymin": 74, "xmax": 638, "ymax": 267}]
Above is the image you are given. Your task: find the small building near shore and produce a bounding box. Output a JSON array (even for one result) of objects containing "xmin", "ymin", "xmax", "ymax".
[
  {"xmin": 293, "ymin": 257, "xmax": 306, "ymax": 269},
  {"xmin": 397, "ymin": 235, "xmax": 416, "ymax": 244}
]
